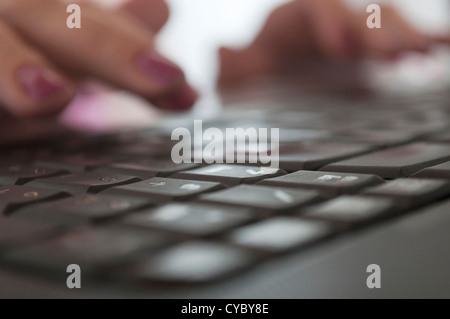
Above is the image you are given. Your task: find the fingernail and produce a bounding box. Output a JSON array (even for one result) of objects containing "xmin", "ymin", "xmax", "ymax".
[
  {"xmin": 339, "ymin": 30, "xmax": 356, "ymax": 57},
  {"xmin": 167, "ymin": 85, "xmax": 198, "ymax": 111},
  {"xmin": 136, "ymin": 50, "xmax": 183, "ymax": 86},
  {"xmin": 18, "ymin": 66, "xmax": 66, "ymax": 100}
]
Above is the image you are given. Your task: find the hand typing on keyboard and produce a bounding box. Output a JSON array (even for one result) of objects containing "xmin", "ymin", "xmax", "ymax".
[
  {"xmin": 0, "ymin": 0, "xmax": 197, "ymax": 117},
  {"xmin": 218, "ymin": 0, "xmax": 450, "ymax": 88},
  {"xmin": 1, "ymin": 0, "xmax": 449, "ymax": 118}
]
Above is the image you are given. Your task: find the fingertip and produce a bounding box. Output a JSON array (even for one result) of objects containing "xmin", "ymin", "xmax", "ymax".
[
  {"xmin": 13, "ymin": 65, "xmax": 75, "ymax": 116},
  {"xmin": 158, "ymin": 84, "xmax": 198, "ymax": 111},
  {"xmin": 18, "ymin": 65, "xmax": 67, "ymax": 100},
  {"xmin": 135, "ymin": 50, "xmax": 184, "ymax": 90},
  {"xmin": 434, "ymin": 33, "xmax": 450, "ymax": 45},
  {"xmin": 15, "ymin": 87, "xmax": 75, "ymax": 117},
  {"xmin": 336, "ymin": 29, "xmax": 359, "ymax": 59},
  {"xmin": 121, "ymin": 0, "xmax": 170, "ymax": 32},
  {"xmin": 317, "ymin": 26, "xmax": 359, "ymax": 61}
]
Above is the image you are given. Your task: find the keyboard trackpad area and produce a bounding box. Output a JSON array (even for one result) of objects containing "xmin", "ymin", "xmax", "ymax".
[
  {"xmin": 194, "ymin": 198, "xmax": 450, "ymax": 298},
  {"xmin": 233, "ymin": 199, "xmax": 450, "ymax": 298}
]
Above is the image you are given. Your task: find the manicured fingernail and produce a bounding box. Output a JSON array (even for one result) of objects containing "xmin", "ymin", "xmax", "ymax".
[
  {"xmin": 18, "ymin": 66, "xmax": 66, "ymax": 100},
  {"xmin": 167, "ymin": 85, "xmax": 198, "ymax": 111},
  {"xmin": 340, "ymin": 30, "xmax": 356, "ymax": 56},
  {"xmin": 136, "ymin": 50, "xmax": 183, "ymax": 86}
]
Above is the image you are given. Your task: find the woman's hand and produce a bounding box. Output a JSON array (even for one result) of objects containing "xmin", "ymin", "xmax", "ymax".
[
  {"xmin": 219, "ymin": 0, "xmax": 450, "ymax": 87},
  {"xmin": 0, "ymin": 0, "xmax": 197, "ymax": 117}
]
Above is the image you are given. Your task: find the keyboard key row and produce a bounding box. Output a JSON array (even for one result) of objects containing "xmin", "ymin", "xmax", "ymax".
[
  {"xmin": 172, "ymin": 164, "xmax": 285, "ymax": 186},
  {"xmin": 103, "ymin": 177, "xmax": 225, "ymax": 202},
  {"xmin": 299, "ymin": 196, "xmax": 398, "ymax": 229},
  {"xmin": 259, "ymin": 170, "xmax": 383, "ymax": 197},
  {"xmin": 0, "ymin": 218, "xmax": 61, "ymax": 249},
  {"xmin": 94, "ymin": 159, "xmax": 199, "ymax": 179},
  {"xmin": 13, "ymin": 194, "xmax": 154, "ymax": 225},
  {"xmin": 227, "ymin": 217, "xmax": 333, "ymax": 254},
  {"xmin": 0, "ymin": 165, "xmax": 65, "ymax": 185},
  {"xmin": 34, "ymin": 153, "xmax": 116, "ymax": 172},
  {"xmin": 0, "ymin": 185, "xmax": 67, "ymax": 215},
  {"xmin": 363, "ymin": 178, "xmax": 450, "ymax": 209},
  {"xmin": 1, "ymin": 226, "xmax": 174, "ymax": 275},
  {"xmin": 122, "ymin": 203, "xmax": 255, "ymax": 237},
  {"xmin": 249, "ymin": 142, "xmax": 373, "ymax": 172},
  {"xmin": 27, "ymin": 172, "xmax": 141, "ymax": 195},
  {"xmin": 413, "ymin": 161, "xmax": 450, "ymax": 179},
  {"xmin": 126, "ymin": 241, "xmax": 259, "ymax": 284},
  {"xmin": 322, "ymin": 143, "xmax": 450, "ymax": 178},
  {"xmin": 199, "ymin": 185, "xmax": 321, "ymax": 215}
]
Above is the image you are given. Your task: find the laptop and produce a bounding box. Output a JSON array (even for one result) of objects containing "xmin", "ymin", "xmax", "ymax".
[{"xmin": 1, "ymin": 53, "xmax": 450, "ymax": 299}]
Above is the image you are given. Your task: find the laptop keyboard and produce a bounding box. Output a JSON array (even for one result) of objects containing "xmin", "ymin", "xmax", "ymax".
[{"xmin": 1, "ymin": 92, "xmax": 450, "ymax": 285}]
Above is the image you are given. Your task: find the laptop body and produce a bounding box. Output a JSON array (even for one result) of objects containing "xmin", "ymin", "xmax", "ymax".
[{"xmin": 0, "ymin": 55, "xmax": 450, "ymax": 299}]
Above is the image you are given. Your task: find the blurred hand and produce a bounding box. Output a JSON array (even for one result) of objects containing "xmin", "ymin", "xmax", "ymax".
[
  {"xmin": 219, "ymin": 0, "xmax": 450, "ymax": 87},
  {"xmin": 0, "ymin": 0, "xmax": 197, "ymax": 117}
]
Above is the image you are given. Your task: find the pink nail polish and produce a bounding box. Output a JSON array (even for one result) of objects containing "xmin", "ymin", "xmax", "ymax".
[
  {"xmin": 135, "ymin": 51, "xmax": 183, "ymax": 86},
  {"xmin": 167, "ymin": 85, "xmax": 198, "ymax": 111},
  {"xmin": 340, "ymin": 30, "xmax": 356, "ymax": 57},
  {"xmin": 18, "ymin": 66, "xmax": 66, "ymax": 100}
]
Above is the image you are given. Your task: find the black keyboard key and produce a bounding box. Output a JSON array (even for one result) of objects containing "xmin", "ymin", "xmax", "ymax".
[
  {"xmin": 363, "ymin": 178, "xmax": 450, "ymax": 208},
  {"xmin": 321, "ymin": 143, "xmax": 450, "ymax": 178},
  {"xmin": 0, "ymin": 185, "xmax": 67, "ymax": 215},
  {"xmin": 300, "ymin": 196, "xmax": 396, "ymax": 229},
  {"xmin": 95, "ymin": 159, "xmax": 199, "ymax": 179},
  {"xmin": 412, "ymin": 161, "xmax": 450, "ymax": 179},
  {"xmin": 109, "ymin": 142, "xmax": 173, "ymax": 158},
  {"xmin": 276, "ymin": 128, "xmax": 331, "ymax": 143},
  {"xmin": 0, "ymin": 218, "xmax": 60, "ymax": 249},
  {"xmin": 227, "ymin": 217, "xmax": 332, "ymax": 253},
  {"xmin": 265, "ymin": 142, "xmax": 372, "ymax": 172},
  {"xmin": 3, "ymin": 226, "xmax": 172, "ymax": 274},
  {"xmin": 103, "ymin": 178, "xmax": 224, "ymax": 202},
  {"xmin": 0, "ymin": 165, "xmax": 65, "ymax": 185},
  {"xmin": 328, "ymin": 129, "xmax": 417, "ymax": 147},
  {"xmin": 26, "ymin": 172, "xmax": 141, "ymax": 194},
  {"xmin": 13, "ymin": 194, "xmax": 153, "ymax": 225},
  {"xmin": 424, "ymin": 131, "xmax": 450, "ymax": 143},
  {"xmin": 35, "ymin": 153, "xmax": 115, "ymax": 172},
  {"xmin": 123, "ymin": 203, "xmax": 254, "ymax": 236},
  {"xmin": 128, "ymin": 241, "xmax": 258, "ymax": 283},
  {"xmin": 199, "ymin": 185, "xmax": 320, "ymax": 214},
  {"xmin": 259, "ymin": 170, "xmax": 383, "ymax": 197},
  {"xmin": 171, "ymin": 164, "xmax": 285, "ymax": 186}
]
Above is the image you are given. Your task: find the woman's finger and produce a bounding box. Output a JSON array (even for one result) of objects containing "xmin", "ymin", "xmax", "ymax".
[
  {"xmin": 153, "ymin": 82, "xmax": 198, "ymax": 111},
  {"xmin": 0, "ymin": 0, "xmax": 194, "ymax": 110},
  {"xmin": 0, "ymin": 20, "xmax": 74, "ymax": 116},
  {"xmin": 434, "ymin": 34, "xmax": 450, "ymax": 45},
  {"xmin": 383, "ymin": 6, "xmax": 430, "ymax": 52},
  {"xmin": 355, "ymin": 6, "xmax": 433, "ymax": 59},
  {"xmin": 119, "ymin": 0, "xmax": 170, "ymax": 33},
  {"xmin": 307, "ymin": 0, "xmax": 359, "ymax": 60}
]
